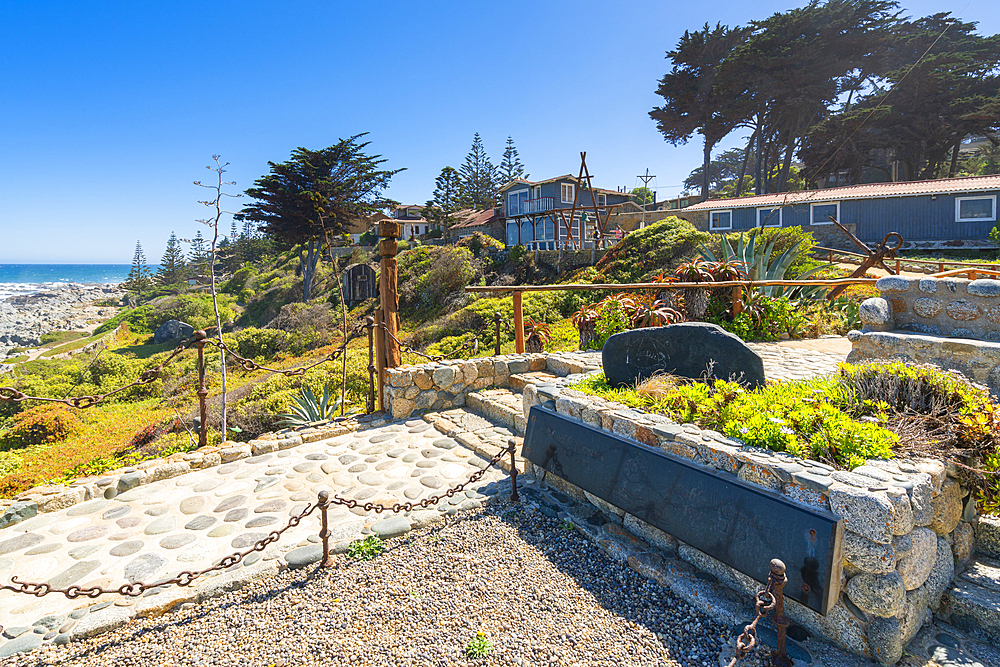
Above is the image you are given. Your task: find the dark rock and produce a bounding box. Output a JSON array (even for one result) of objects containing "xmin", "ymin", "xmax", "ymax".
[
  {"xmin": 117, "ymin": 471, "xmax": 141, "ymax": 493},
  {"xmin": 0, "ymin": 500, "xmax": 38, "ymax": 530},
  {"xmin": 602, "ymin": 323, "xmax": 765, "ymax": 389},
  {"xmin": 929, "ymin": 645, "xmax": 985, "ymax": 667},
  {"xmin": 152, "ymin": 319, "xmax": 194, "ymax": 345}
]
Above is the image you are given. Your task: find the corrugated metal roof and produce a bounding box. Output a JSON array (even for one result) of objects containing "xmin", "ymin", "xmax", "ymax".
[
  {"xmin": 683, "ymin": 175, "xmax": 1000, "ymax": 212},
  {"xmin": 450, "ymin": 208, "xmax": 497, "ymax": 229}
]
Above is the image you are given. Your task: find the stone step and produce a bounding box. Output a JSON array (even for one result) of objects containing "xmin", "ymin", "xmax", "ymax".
[
  {"xmin": 942, "ymin": 558, "xmax": 1000, "ymax": 645},
  {"xmin": 508, "ymin": 371, "xmax": 559, "ymax": 392},
  {"xmin": 422, "ymin": 407, "xmax": 524, "ymax": 474},
  {"xmin": 465, "ymin": 387, "xmax": 526, "ymax": 435}
]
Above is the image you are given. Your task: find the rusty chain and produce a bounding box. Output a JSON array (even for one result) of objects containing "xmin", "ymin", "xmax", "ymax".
[
  {"xmin": 375, "ymin": 315, "xmax": 512, "ymax": 364},
  {"xmin": 1, "ymin": 500, "xmax": 320, "ymax": 601},
  {"xmin": 205, "ymin": 322, "xmax": 366, "ymax": 376},
  {"xmin": 323, "ymin": 440, "xmax": 512, "ymax": 514},
  {"xmin": 727, "ymin": 580, "xmax": 776, "ymax": 666},
  {"xmin": 0, "ymin": 339, "xmax": 194, "ymax": 409}
]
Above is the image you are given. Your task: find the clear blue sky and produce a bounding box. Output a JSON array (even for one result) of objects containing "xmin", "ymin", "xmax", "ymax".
[{"xmin": 1, "ymin": 0, "xmax": 993, "ymax": 263}]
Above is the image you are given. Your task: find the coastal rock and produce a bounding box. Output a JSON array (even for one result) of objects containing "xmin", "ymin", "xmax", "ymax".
[{"xmin": 153, "ymin": 320, "xmax": 194, "ymax": 345}]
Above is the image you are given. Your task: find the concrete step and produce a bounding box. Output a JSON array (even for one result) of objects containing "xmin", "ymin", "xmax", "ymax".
[
  {"xmin": 942, "ymin": 557, "xmax": 1000, "ymax": 645},
  {"xmin": 465, "ymin": 387, "xmax": 526, "ymax": 435}
]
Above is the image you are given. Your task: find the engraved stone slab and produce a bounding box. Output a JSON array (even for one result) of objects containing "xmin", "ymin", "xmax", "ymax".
[{"xmin": 523, "ymin": 405, "xmax": 842, "ymax": 614}]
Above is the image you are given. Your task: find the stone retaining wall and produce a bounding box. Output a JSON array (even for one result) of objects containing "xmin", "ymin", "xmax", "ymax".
[{"xmin": 518, "ymin": 371, "xmax": 978, "ymax": 666}]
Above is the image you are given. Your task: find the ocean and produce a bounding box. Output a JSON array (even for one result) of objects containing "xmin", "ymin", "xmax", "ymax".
[{"xmin": 0, "ymin": 264, "xmax": 144, "ymax": 299}]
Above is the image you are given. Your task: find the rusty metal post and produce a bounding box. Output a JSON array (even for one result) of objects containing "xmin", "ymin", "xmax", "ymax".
[
  {"xmin": 494, "ymin": 311, "xmax": 502, "ymax": 356},
  {"xmin": 194, "ymin": 330, "xmax": 208, "ymax": 448},
  {"xmin": 513, "ymin": 291, "xmax": 525, "ymax": 354},
  {"xmin": 969, "ymin": 270, "xmax": 978, "ymax": 281},
  {"xmin": 895, "ymin": 258, "xmax": 901, "ymax": 274},
  {"xmin": 365, "ymin": 316, "xmax": 376, "ymax": 414},
  {"xmin": 939, "ymin": 262, "xmax": 945, "ymax": 273},
  {"xmin": 508, "ymin": 438, "xmax": 520, "ymax": 502},
  {"xmin": 769, "ymin": 559, "xmax": 792, "ymax": 667},
  {"xmin": 318, "ymin": 491, "xmax": 334, "ymax": 567}
]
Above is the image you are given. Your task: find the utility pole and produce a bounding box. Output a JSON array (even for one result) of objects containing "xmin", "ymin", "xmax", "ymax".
[{"xmin": 637, "ymin": 169, "xmax": 656, "ymax": 229}]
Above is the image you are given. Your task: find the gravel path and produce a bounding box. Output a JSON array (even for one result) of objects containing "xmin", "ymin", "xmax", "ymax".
[{"xmin": 0, "ymin": 500, "xmax": 769, "ymax": 667}]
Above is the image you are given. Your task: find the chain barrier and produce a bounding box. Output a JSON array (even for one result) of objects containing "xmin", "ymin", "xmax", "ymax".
[
  {"xmin": 374, "ymin": 313, "xmax": 514, "ymax": 364},
  {"xmin": 205, "ymin": 322, "xmax": 366, "ymax": 377},
  {"xmin": 0, "ymin": 442, "xmax": 521, "ymax": 612},
  {"xmin": 0, "ymin": 339, "xmax": 194, "ymax": 409},
  {"xmin": 725, "ymin": 559, "xmax": 791, "ymax": 667}
]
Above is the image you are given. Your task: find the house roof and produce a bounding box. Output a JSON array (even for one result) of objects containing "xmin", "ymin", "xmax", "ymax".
[
  {"xmin": 683, "ymin": 175, "xmax": 1000, "ymax": 212},
  {"xmin": 498, "ymin": 175, "xmax": 622, "ymax": 197},
  {"xmin": 450, "ymin": 208, "xmax": 498, "ymax": 230}
]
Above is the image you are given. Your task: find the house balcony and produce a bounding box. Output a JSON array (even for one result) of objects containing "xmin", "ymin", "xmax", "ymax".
[{"xmin": 507, "ymin": 197, "xmax": 555, "ymax": 217}]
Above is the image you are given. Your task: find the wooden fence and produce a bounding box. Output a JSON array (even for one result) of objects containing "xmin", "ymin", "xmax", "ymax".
[{"xmin": 815, "ymin": 245, "xmax": 1000, "ymax": 279}]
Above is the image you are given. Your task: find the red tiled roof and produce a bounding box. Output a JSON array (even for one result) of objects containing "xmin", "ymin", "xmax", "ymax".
[{"xmin": 682, "ymin": 175, "xmax": 1000, "ymax": 212}]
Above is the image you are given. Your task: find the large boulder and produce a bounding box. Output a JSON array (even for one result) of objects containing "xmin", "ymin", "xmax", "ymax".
[
  {"xmin": 153, "ymin": 319, "xmax": 194, "ymax": 345},
  {"xmin": 601, "ymin": 323, "xmax": 765, "ymax": 389}
]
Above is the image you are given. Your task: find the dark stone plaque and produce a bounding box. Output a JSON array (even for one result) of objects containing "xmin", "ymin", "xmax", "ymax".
[
  {"xmin": 602, "ymin": 323, "xmax": 766, "ymax": 389},
  {"xmin": 523, "ymin": 406, "xmax": 843, "ymax": 615}
]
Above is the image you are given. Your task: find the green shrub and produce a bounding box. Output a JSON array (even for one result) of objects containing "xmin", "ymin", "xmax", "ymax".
[
  {"xmin": 0, "ymin": 404, "xmax": 82, "ymax": 449},
  {"xmin": 93, "ymin": 305, "xmax": 156, "ymax": 335},
  {"xmin": 222, "ymin": 265, "xmax": 258, "ymax": 294},
  {"xmin": 593, "ymin": 300, "xmax": 630, "ymax": 349},
  {"xmin": 581, "ymin": 218, "xmax": 711, "ymax": 283},
  {"xmin": 509, "ymin": 244, "xmax": 528, "ymax": 264},
  {"xmin": 223, "ymin": 327, "xmax": 287, "ymax": 360},
  {"xmin": 457, "ymin": 231, "xmax": 504, "ymax": 257},
  {"xmin": 711, "ymin": 295, "xmax": 804, "ymax": 341}
]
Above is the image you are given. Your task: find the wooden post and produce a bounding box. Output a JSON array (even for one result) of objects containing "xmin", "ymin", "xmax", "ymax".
[
  {"xmin": 513, "ymin": 290, "xmax": 525, "ymax": 354},
  {"xmin": 969, "ymin": 270, "xmax": 978, "ymax": 281},
  {"xmin": 378, "ymin": 221, "xmax": 402, "ymax": 368},
  {"xmin": 732, "ymin": 284, "xmax": 743, "ymax": 315},
  {"xmin": 939, "ymin": 262, "xmax": 945, "ymax": 273},
  {"xmin": 828, "ymin": 249, "xmax": 834, "ymax": 263},
  {"xmin": 895, "ymin": 258, "xmax": 901, "ymax": 274},
  {"xmin": 373, "ymin": 309, "xmax": 386, "ymax": 412}
]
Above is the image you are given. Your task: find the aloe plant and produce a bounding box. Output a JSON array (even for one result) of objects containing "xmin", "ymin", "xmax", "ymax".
[
  {"xmin": 698, "ymin": 229, "xmax": 832, "ymax": 298},
  {"xmin": 276, "ymin": 386, "xmax": 353, "ymax": 427}
]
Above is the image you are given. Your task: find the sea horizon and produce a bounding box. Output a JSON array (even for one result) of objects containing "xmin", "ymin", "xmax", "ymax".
[{"xmin": 0, "ymin": 264, "xmax": 157, "ymax": 299}]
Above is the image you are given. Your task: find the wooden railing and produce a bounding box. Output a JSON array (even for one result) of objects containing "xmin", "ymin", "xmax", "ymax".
[
  {"xmin": 466, "ymin": 278, "xmax": 878, "ymax": 353},
  {"xmin": 815, "ymin": 245, "xmax": 1000, "ymax": 277}
]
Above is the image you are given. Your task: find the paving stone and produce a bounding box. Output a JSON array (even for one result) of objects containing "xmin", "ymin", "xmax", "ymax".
[
  {"xmin": 109, "ymin": 540, "xmax": 144, "ymax": 557},
  {"xmin": 402, "ymin": 452, "xmax": 420, "ymax": 463},
  {"xmin": 67, "ymin": 545, "xmax": 100, "ymax": 560},
  {"xmin": 369, "ymin": 433, "xmax": 399, "ymax": 444},
  {"xmin": 207, "ymin": 524, "xmax": 235, "ymax": 538},
  {"xmin": 254, "ymin": 500, "xmax": 286, "ymax": 513},
  {"xmin": 47, "ymin": 561, "xmax": 100, "ymax": 589},
  {"xmin": 184, "ymin": 515, "xmax": 217, "ymax": 531},
  {"xmin": 117, "ymin": 516, "xmax": 141, "ymax": 529},
  {"xmin": 292, "ymin": 462, "xmax": 317, "ymax": 473},
  {"xmin": 23, "ymin": 543, "xmax": 60, "ymax": 556},
  {"xmin": 420, "ymin": 476, "xmax": 443, "ymax": 489},
  {"xmin": 179, "ymin": 496, "xmax": 207, "ymax": 515},
  {"xmin": 124, "ymin": 553, "xmax": 167, "ymax": 583},
  {"xmin": 305, "ymin": 453, "xmax": 328, "ymax": 461},
  {"xmin": 224, "ymin": 508, "xmax": 248, "ymax": 522},
  {"xmin": 0, "ymin": 533, "xmax": 45, "ymax": 555},
  {"xmin": 245, "ymin": 515, "xmax": 279, "ymax": 528},
  {"xmin": 284, "ymin": 544, "xmax": 323, "ymax": 569},
  {"xmin": 66, "ymin": 500, "xmax": 109, "ymax": 517},
  {"xmin": 213, "ymin": 495, "xmax": 248, "ymax": 513},
  {"xmin": 2, "ymin": 627, "xmax": 30, "ymax": 639},
  {"xmin": 144, "ymin": 507, "xmax": 169, "ymax": 517},
  {"xmin": 143, "ymin": 516, "xmax": 176, "ymax": 535},
  {"xmin": 101, "ymin": 506, "xmax": 131, "ymax": 521},
  {"xmin": 217, "ymin": 464, "xmax": 239, "ymax": 475},
  {"xmin": 160, "ymin": 534, "xmax": 196, "ymax": 549},
  {"xmin": 347, "ymin": 463, "xmax": 368, "ymax": 473},
  {"xmin": 358, "ymin": 472, "xmax": 384, "ymax": 486},
  {"xmin": 0, "ymin": 633, "xmax": 42, "ymax": 657},
  {"xmin": 231, "ymin": 533, "xmax": 267, "ymax": 549},
  {"xmin": 372, "ymin": 516, "xmax": 411, "ymax": 539},
  {"xmin": 66, "ymin": 525, "xmax": 108, "ymax": 543},
  {"xmin": 193, "ymin": 479, "xmax": 224, "ymax": 493}
]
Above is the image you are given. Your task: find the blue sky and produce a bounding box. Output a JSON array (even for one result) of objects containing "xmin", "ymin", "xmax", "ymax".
[{"xmin": 1, "ymin": 0, "xmax": 994, "ymax": 263}]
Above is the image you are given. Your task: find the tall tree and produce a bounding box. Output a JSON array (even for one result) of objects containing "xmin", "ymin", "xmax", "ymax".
[
  {"xmin": 630, "ymin": 187, "xmax": 655, "ymax": 206},
  {"xmin": 458, "ymin": 133, "xmax": 499, "ymax": 209},
  {"xmin": 238, "ymin": 134, "xmax": 402, "ymax": 302},
  {"xmin": 498, "ymin": 136, "xmax": 527, "ymax": 184},
  {"xmin": 156, "ymin": 232, "xmax": 187, "ymax": 285},
  {"xmin": 188, "ymin": 230, "xmax": 209, "ymax": 277},
  {"xmin": 124, "ymin": 241, "xmax": 152, "ymax": 298},
  {"xmin": 422, "ymin": 166, "xmax": 463, "ymax": 229},
  {"xmin": 651, "ymin": 23, "xmax": 751, "ymax": 200}
]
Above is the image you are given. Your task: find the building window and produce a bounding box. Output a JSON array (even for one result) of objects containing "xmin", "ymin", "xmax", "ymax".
[
  {"xmin": 956, "ymin": 195, "xmax": 996, "ymax": 222},
  {"xmin": 680, "ymin": 199, "xmax": 689, "ymax": 207},
  {"xmin": 811, "ymin": 202, "xmax": 839, "ymax": 225},
  {"xmin": 596, "ymin": 193, "xmax": 606, "ymax": 207},
  {"xmin": 668, "ymin": 201, "xmax": 677, "ymax": 209},
  {"xmin": 709, "ymin": 210, "xmax": 732, "ymax": 230},
  {"xmin": 561, "ymin": 183, "xmax": 575, "ymax": 204},
  {"xmin": 757, "ymin": 207, "xmax": 782, "ymax": 228},
  {"xmin": 532, "ymin": 185, "xmax": 541, "ymax": 199}
]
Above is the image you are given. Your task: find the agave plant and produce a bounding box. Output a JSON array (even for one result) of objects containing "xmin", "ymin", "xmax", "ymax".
[
  {"xmin": 698, "ymin": 229, "xmax": 832, "ymax": 298},
  {"xmin": 631, "ymin": 295, "xmax": 685, "ymax": 328},
  {"xmin": 673, "ymin": 258, "xmax": 718, "ymax": 320},
  {"xmin": 276, "ymin": 386, "xmax": 353, "ymax": 427}
]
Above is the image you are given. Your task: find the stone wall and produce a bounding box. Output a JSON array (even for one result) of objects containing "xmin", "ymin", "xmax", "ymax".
[
  {"xmin": 534, "ymin": 249, "xmax": 606, "ymax": 273},
  {"xmin": 850, "ymin": 275, "xmax": 1000, "ymax": 395},
  {"xmin": 517, "ymin": 371, "xmax": 977, "ymax": 666},
  {"xmin": 859, "ymin": 275, "xmax": 1000, "ymax": 340}
]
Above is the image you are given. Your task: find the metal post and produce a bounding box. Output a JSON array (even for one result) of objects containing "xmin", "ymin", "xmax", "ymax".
[
  {"xmin": 318, "ymin": 491, "xmax": 334, "ymax": 567},
  {"xmin": 769, "ymin": 559, "xmax": 792, "ymax": 667},
  {"xmin": 195, "ymin": 330, "xmax": 208, "ymax": 448},
  {"xmin": 365, "ymin": 316, "xmax": 376, "ymax": 414},
  {"xmin": 494, "ymin": 311, "xmax": 502, "ymax": 356},
  {"xmin": 508, "ymin": 438, "xmax": 520, "ymax": 502}
]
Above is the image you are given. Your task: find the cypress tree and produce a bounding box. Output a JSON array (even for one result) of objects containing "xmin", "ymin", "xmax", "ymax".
[
  {"xmin": 157, "ymin": 232, "xmax": 187, "ymax": 285},
  {"xmin": 499, "ymin": 136, "xmax": 527, "ymax": 184}
]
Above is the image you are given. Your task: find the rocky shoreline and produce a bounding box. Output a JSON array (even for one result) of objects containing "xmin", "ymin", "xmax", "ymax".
[{"xmin": 0, "ymin": 283, "xmax": 125, "ymax": 364}]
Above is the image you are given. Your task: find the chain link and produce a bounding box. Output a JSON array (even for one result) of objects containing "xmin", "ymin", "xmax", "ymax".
[
  {"xmin": 0, "ymin": 339, "xmax": 194, "ymax": 409},
  {"xmin": 205, "ymin": 322, "xmax": 365, "ymax": 376},
  {"xmin": 375, "ymin": 315, "xmax": 511, "ymax": 364},
  {"xmin": 725, "ymin": 579, "xmax": 777, "ymax": 667}
]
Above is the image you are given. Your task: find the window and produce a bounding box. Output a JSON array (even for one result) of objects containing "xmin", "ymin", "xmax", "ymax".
[
  {"xmin": 681, "ymin": 199, "xmax": 689, "ymax": 207},
  {"xmin": 956, "ymin": 195, "xmax": 996, "ymax": 222},
  {"xmin": 596, "ymin": 193, "xmax": 606, "ymax": 207},
  {"xmin": 561, "ymin": 183, "xmax": 575, "ymax": 204},
  {"xmin": 667, "ymin": 201, "xmax": 677, "ymax": 209},
  {"xmin": 811, "ymin": 202, "xmax": 839, "ymax": 225},
  {"xmin": 532, "ymin": 185, "xmax": 541, "ymax": 199},
  {"xmin": 757, "ymin": 207, "xmax": 782, "ymax": 228},
  {"xmin": 709, "ymin": 210, "xmax": 732, "ymax": 230}
]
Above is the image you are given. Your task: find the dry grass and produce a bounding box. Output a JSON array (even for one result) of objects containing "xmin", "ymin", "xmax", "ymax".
[{"xmin": 634, "ymin": 373, "xmax": 681, "ymax": 399}]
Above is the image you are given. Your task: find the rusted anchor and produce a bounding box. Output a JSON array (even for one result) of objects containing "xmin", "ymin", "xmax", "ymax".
[{"xmin": 826, "ymin": 215, "xmax": 902, "ymax": 299}]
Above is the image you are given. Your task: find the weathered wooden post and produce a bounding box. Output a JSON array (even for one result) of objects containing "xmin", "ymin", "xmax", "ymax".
[
  {"xmin": 732, "ymin": 284, "xmax": 743, "ymax": 316},
  {"xmin": 194, "ymin": 330, "xmax": 208, "ymax": 448},
  {"xmin": 513, "ymin": 290, "xmax": 525, "ymax": 354},
  {"xmin": 375, "ymin": 220, "xmax": 401, "ymax": 413}
]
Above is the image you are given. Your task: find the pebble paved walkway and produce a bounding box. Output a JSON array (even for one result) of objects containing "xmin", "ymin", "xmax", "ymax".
[
  {"xmin": 747, "ymin": 340, "xmax": 848, "ymax": 382},
  {"xmin": 0, "ymin": 420, "xmax": 506, "ymax": 655}
]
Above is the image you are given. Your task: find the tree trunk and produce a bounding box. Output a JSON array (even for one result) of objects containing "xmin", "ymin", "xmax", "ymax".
[
  {"xmin": 948, "ymin": 140, "xmax": 961, "ymax": 178},
  {"xmin": 754, "ymin": 117, "xmax": 764, "ymax": 195},
  {"xmin": 299, "ymin": 238, "xmax": 321, "ymax": 302},
  {"xmin": 778, "ymin": 127, "xmax": 796, "ymax": 192},
  {"xmin": 736, "ymin": 129, "xmax": 756, "ymax": 198},
  {"xmin": 701, "ymin": 137, "xmax": 712, "ymax": 200}
]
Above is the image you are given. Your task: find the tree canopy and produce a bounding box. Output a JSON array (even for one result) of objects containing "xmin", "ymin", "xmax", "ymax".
[
  {"xmin": 238, "ymin": 134, "xmax": 402, "ymax": 301},
  {"xmin": 458, "ymin": 133, "xmax": 500, "ymax": 209}
]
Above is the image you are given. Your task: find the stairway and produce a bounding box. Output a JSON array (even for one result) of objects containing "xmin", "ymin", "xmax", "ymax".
[{"xmin": 940, "ymin": 516, "xmax": 1000, "ymax": 644}]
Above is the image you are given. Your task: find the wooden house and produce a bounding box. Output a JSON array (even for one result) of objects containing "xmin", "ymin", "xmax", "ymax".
[{"xmin": 341, "ymin": 263, "xmax": 378, "ymax": 305}]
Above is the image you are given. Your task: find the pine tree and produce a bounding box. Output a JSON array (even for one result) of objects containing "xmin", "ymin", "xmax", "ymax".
[
  {"xmin": 458, "ymin": 133, "xmax": 500, "ymax": 209},
  {"xmin": 156, "ymin": 232, "xmax": 187, "ymax": 285},
  {"xmin": 499, "ymin": 136, "xmax": 527, "ymax": 184},
  {"xmin": 422, "ymin": 166, "xmax": 463, "ymax": 229},
  {"xmin": 124, "ymin": 240, "xmax": 152, "ymax": 298},
  {"xmin": 188, "ymin": 230, "xmax": 209, "ymax": 278}
]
